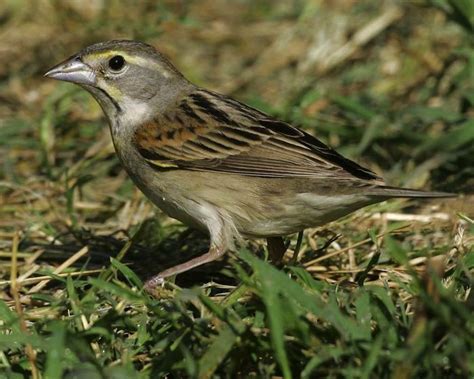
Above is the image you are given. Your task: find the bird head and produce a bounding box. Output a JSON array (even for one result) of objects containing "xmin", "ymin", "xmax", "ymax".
[{"xmin": 45, "ymin": 40, "xmax": 189, "ymax": 127}]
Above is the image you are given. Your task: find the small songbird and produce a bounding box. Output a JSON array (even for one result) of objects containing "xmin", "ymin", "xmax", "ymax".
[{"xmin": 45, "ymin": 40, "xmax": 453, "ymax": 289}]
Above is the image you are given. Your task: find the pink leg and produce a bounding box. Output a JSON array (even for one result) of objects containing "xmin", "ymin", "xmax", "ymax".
[{"xmin": 144, "ymin": 245, "xmax": 225, "ymax": 291}]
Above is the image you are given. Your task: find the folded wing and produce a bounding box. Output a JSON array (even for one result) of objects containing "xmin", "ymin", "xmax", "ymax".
[{"xmin": 133, "ymin": 89, "xmax": 384, "ymax": 183}]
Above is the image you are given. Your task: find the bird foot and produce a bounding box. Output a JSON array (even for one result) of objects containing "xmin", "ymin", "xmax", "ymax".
[{"xmin": 144, "ymin": 275, "xmax": 166, "ymax": 293}]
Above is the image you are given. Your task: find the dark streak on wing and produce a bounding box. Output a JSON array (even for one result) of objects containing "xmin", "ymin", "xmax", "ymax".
[
  {"xmin": 180, "ymin": 100, "xmax": 205, "ymax": 123},
  {"xmin": 190, "ymin": 93, "xmax": 237, "ymax": 126},
  {"xmin": 258, "ymin": 119, "xmax": 303, "ymax": 137},
  {"xmin": 187, "ymin": 139, "xmax": 218, "ymax": 153},
  {"xmin": 137, "ymin": 147, "xmax": 167, "ymax": 161}
]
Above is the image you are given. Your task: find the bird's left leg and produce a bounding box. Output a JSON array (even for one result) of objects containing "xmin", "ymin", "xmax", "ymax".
[
  {"xmin": 144, "ymin": 245, "xmax": 226, "ymax": 291},
  {"xmin": 144, "ymin": 206, "xmax": 231, "ymax": 291}
]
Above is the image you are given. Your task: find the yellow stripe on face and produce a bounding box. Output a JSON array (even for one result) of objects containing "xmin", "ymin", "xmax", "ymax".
[
  {"xmin": 97, "ymin": 78, "xmax": 124, "ymax": 100},
  {"xmin": 86, "ymin": 51, "xmax": 172, "ymax": 78},
  {"xmin": 87, "ymin": 51, "xmax": 135, "ymax": 62}
]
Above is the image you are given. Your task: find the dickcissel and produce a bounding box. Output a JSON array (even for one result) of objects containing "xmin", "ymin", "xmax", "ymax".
[{"xmin": 45, "ymin": 40, "xmax": 453, "ymax": 289}]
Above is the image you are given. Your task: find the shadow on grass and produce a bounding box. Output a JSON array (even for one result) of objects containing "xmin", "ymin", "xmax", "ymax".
[{"xmin": 20, "ymin": 223, "xmax": 236, "ymax": 288}]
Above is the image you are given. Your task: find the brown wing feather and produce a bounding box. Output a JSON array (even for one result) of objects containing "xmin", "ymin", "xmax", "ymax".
[{"xmin": 133, "ymin": 89, "xmax": 384, "ymax": 183}]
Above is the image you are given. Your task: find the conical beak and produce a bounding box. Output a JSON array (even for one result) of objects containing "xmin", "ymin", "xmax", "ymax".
[{"xmin": 44, "ymin": 57, "xmax": 96, "ymax": 86}]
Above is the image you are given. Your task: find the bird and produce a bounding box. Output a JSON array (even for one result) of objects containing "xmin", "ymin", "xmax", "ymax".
[{"xmin": 44, "ymin": 40, "xmax": 453, "ymax": 290}]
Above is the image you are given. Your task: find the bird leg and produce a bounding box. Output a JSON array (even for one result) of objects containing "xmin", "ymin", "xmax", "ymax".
[
  {"xmin": 267, "ymin": 236, "xmax": 287, "ymax": 264},
  {"xmin": 144, "ymin": 245, "xmax": 225, "ymax": 291}
]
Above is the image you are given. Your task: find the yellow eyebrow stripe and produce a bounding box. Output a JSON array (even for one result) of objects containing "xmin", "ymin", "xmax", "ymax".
[
  {"xmin": 87, "ymin": 51, "xmax": 172, "ymax": 77},
  {"xmin": 87, "ymin": 51, "xmax": 133, "ymax": 61}
]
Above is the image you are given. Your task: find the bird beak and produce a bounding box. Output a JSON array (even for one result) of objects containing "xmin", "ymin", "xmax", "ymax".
[{"xmin": 44, "ymin": 57, "xmax": 96, "ymax": 86}]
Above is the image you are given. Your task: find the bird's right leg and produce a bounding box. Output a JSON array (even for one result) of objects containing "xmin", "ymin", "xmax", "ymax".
[{"xmin": 267, "ymin": 236, "xmax": 287, "ymax": 264}]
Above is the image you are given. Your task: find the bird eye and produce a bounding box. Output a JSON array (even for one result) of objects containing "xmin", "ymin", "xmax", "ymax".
[{"xmin": 108, "ymin": 55, "xmax": 125, "ymax": 71}]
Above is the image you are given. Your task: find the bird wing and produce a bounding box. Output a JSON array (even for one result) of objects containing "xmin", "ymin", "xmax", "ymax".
[{"xmin": 133, "ymin": 89, "xmax": 384, "ymax": 183}]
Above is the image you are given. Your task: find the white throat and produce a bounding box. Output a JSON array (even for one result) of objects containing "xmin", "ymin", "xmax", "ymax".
[
  {"xmin": 121, "ymin": 96, "xmax": 153, "ymax": 127},
  {"xmin": 111, "ymin": 96, "xmax": 153, "ymax": 137}
]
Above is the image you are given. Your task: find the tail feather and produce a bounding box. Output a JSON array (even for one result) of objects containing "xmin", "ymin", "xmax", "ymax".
[{"xmin": 367, "ymin": 185, "xmax": 456, "ymax": 199}]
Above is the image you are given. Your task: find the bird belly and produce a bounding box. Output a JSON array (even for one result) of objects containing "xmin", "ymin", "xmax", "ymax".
[
  {"xmin": 118, "ymin": 157, "xmax": 374, "ymax": 240},
  {"xmin": 236, "ymin": 192, "xmax": 374, "ymax": 237},
  {"xmin": 137, "ymin": 178, "xmax": 210, "ymax": 233}
]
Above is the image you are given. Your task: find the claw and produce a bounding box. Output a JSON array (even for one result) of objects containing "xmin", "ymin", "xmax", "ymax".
[{"xmin": 144, "ymin": 275, "xmax": 165, "ymax": 292}]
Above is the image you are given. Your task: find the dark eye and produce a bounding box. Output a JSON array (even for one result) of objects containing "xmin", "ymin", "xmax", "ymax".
[{"xmin": 108, "ymin": 55, "xmax": 125, "ymax": 71}]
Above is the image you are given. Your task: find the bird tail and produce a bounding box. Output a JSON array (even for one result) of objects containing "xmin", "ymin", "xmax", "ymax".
[{"xmin": 366, "ymin": 185, "xmax": 456, "ymax": 199}]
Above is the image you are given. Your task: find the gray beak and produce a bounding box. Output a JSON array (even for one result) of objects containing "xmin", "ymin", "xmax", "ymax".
[{"xmin": 44, "ymin": 57, "xmax": 96, "ymax": 86}]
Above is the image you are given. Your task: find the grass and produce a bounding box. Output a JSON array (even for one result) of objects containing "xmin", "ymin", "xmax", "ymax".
[{"xmin": 0, "ymin": 0, "xmax": 473, "ymax": 378}]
